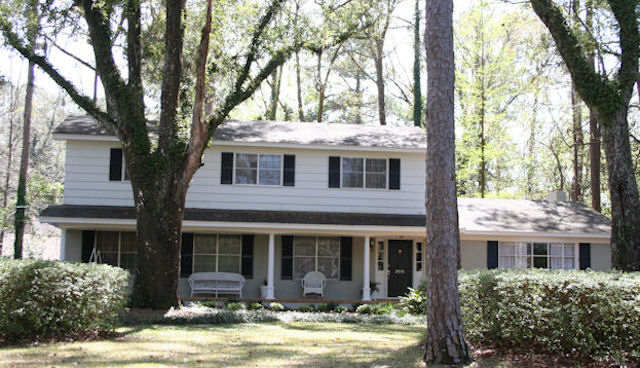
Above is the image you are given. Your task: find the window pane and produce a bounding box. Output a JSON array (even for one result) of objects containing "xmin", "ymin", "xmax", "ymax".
[
  {"xmin": 342, "ymin": 158, "xmax": 363, "ymax": 188},
  {"xmin": 564, "ymin": 244, "xmax": 575, "ymax": 257},
  {"xmin": 317, "ymin": 237, "xmax": 339, "ymax": 257},
  {"xmin": 219, "ymin": 235, "xmax": 241, "ymax": 254},
  {"xmin": 317, "ymin": 257, "xmax": 339, "ymax": 279},
  {"xmin": 120, "ymin": 253, "xmax": 136, "ymax": 271},
  {"xmin": 235, "ymin": 169, "xmax": 257, "ymax": 184},
  {"xmin": 120, "ymin": 232, "xmax": 137, "ymax": 253},
  {"xmin": 564, "ymin": 258, "xmax": 575, "ymax": 269},
  {"xmin": 533, "ymin": 257, "xmax": 548, "ymax": 268},
  {"xmin": 259, "ymin": 169, "xmax": 280, "ymax": 185},
  {"xmin": 236, "ymin": 154, "xmax": 257, "ymax": 168},
  {"xmin": 194, "ymin": 255, "xmax": 216, "ymax": 272},
  {"xmin": 550, "ymin": 243, "xmax": 563, "ymax": 256},
  {"xmin": 365, "ymin": 159, "xmax": 386, "ymax": 188},
  {"xmin": 101, "ymin": 253, "xmax": 118, "ymax": 267},
  {"xmin": 259, "ymin": 154, "xmax": 281, "ymax": 169},
  {"xmin": 500, "ymin": 243, "xmax": 515, "ymax": 256},
  {"xmin": 533, "ymin": 243, "xmax": 548, "ymax": 256},
  {"xmin": 218, "ymin": 255, "xmax": 240, "ymax": 273},
  {"xmin": 97, "ymin": 231, "xmax": 119, "ymax": 252},
  {"xmin": 294, "ymin": 237, "xmax": 315, "ymax": 256},
  {"xmin": 294, "ymin": 256, "xmax": 315, "ymax": 279},
  {"xmin": 194, "ymin": 235, "xmax": 216, "ymax": 254},
  {"xmin": 550, "ymin": 257, "xmax": 564, "ymax": 269}
]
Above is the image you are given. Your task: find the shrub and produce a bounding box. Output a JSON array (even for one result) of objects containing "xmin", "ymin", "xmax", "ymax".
[
  {"xmin": 400, "ymin": 279, "xmax": 427, "ymax": 315},
  {"xmin": 460, "ymin": 269, "xmax": 640, "ymax": 362},
  {"xmin": 316, "ymin": 303, "xmax": 331, "ymax": 312},
  {"xmin": 0, "ymin": 259, "xmax": 129, "ymax": 343},
  {"xmin": 248, "ymin": 302, "xmax": 264, "ymax": 310},
  {"xmin": 372, "ymin": 302, "xmax": 394, "ymax": 315},
  {"xmin": 355, "ymin": 304, "xmax": 373, "ymax": 314},
  {"xmin": 200, "ymin": 301, "xmax": 218, "ymax": 308},
  {"xmin": 225, "ymin": 302, "xmax": 246, "ymax": 311},
  {"xmin": 268, "ymin": 302, "xmax": 285, "ymax": 311},
  {"xmin": 334, "ymin": 305, "xmax": 348, "ymax": 314},
  {"xmin": 296, "ymin": 305, "xmax": 315, "ymax": 313}
]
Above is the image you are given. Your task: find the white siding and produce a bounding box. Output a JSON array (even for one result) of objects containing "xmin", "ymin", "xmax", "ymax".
[{"xmin": 63, "ymin": 140, "xmax": 426, "ymax": 215}]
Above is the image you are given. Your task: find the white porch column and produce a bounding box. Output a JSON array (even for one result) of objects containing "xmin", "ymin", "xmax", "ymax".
[
  {"xmin": 362, "ymin": 235, "xmax": 371, "ymax": 300},
  {"xmin": 266, "ymin": 233, "xmax": 275, "ymax": 299},
  {"xmin": 59, "ymin": 229, "xmax": 67, "ymax": 261}
]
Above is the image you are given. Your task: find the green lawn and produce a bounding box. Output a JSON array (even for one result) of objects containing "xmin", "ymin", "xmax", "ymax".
[{"xmin": 0, "ymin": 323, "xmax": 427, "ymax": 368}]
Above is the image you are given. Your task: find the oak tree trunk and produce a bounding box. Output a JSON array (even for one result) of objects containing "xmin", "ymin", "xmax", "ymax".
[
  {"xmin": 424, "ymin": 0, "xmax": 471, "ymax": 364},
  {"xmin": 13, "ymin": 60, "xmax": 35, "ymax": 259}
]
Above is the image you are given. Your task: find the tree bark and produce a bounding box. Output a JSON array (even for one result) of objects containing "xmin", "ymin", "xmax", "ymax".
[
  {"xmin": 424, "ymin": 0, "xmax": 471, "ymax": 364},
  {"xmin": 412, "ymin": 0, "xmax": 422, "ymax": 127},
  {"xmin": 13, "ymin": 60, "xmax": 35, "ymax": 259},
  {"xmin": 0, "ymin": 87, "xmax": 17, "ymax": 255},
  {"xmin": 296, "ymin": 51, "xmax": 304, "ymax": 121},
  {"xmin": 585, "ymin": 0, "xmax": 600, "ymax": 212},
  {"xmin": 373, "ymin": 40, "xmax": 386, "ymax": 126},
  {"xmin": 571, "ymin": 85, "xmax": 583, "ymax": 201}
]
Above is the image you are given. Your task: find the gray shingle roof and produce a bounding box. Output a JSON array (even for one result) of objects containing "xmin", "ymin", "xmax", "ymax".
[
  {"xmin": 41, "ymin": 198, "xmax": 610, "ymax": 236},
  {"xmin": 54, "ymin": 115, "xmax": 426, "ymax": 149}
]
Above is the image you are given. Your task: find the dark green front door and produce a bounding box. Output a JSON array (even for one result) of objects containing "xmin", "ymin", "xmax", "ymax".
[{"xmin": 387, "ymin": 240, "xmax": 413, "ymax": 297}]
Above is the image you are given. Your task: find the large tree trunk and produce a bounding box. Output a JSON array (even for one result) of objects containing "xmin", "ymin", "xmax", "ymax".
[
  {"xmin": 13, "ymin": 60, "xmax": 35, "ymax": 259},
  {"xmin": 601, "ymin": 108, "xmax": 640, "ymax": 270},
  {"xmin": 424, "ymin": 0, "xmax": 471, "ymax": 364}
]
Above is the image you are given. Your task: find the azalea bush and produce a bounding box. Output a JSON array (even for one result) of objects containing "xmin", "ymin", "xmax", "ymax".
[{"xmin": 0, "ymin": 259, "xmax": 129, "ymax": 343}]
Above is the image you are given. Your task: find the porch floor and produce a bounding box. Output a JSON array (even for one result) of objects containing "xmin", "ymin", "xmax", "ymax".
[{"xmin": 179, "ymin": 297, "xmax": 400, "ymax": 305}]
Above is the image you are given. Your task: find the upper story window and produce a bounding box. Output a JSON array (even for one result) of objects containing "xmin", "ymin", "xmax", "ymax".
[
  {"xmin": 329, "ymin": 156, "xmax": 400, "ymax": 190},
  {"xmin": 221, "ymin": 152, "xmax": 295, "ymax": 186},
  {"xmin": 498, "ymin": 242, "xmax": 576, "ymax": 270},
  {"xmin": 109, "ymin": 148, "xmax": 129, "ymax": 181}
]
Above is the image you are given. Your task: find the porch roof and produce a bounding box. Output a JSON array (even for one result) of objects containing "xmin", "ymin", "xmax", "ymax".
[{"xmin": 41, "ymin": 199, "xmax": 610, "ymax": 237}]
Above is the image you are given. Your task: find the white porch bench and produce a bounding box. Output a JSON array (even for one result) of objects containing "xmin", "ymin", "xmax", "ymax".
[{"xmin": 188, "ymin": 272, "xmax": 246, "ymax": 297}]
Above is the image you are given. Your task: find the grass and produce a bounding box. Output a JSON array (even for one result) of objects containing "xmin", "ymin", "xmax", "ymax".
[{"xmin": 0, "ymin": 322, "xmax": 426, "ymax": 368}]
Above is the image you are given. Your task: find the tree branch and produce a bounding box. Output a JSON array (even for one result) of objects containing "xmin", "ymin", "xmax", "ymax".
[
  {"xmin": 607, "ymin": 0, "xmax": 639, "ymax": 103},
  {"xmin": 0, "ymin": 19, "xmax": 113, "ymax": 127},
  {"xmin": 125, "ymin": 0, "xmax": 144, "ymax": 110}
]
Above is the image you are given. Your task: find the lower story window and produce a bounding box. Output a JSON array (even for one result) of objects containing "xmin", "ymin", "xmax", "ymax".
[
  {"xmin": 94, "ymin": 231, "xmax": 137, "ymax": 271},
  {"xmin": 499, "ymin": 242, "xmax": 576, "ymax": 270},
  {"xmin": 293, "ymin": 236, "xmax": 340, "ymax": 280},
  {"xmin": 192, "ymin": 234, "xmax": 242, "ymax": 273}
]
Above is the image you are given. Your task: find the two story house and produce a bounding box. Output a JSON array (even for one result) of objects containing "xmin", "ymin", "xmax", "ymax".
[{"xmin": 40, "ymin": 115, "xmax": 612, "ymax": 302}]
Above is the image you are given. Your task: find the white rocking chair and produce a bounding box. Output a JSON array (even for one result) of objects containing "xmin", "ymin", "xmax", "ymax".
[{"xmin": 302, "ymin": 271, "xmax": 326, "ymax": 297}]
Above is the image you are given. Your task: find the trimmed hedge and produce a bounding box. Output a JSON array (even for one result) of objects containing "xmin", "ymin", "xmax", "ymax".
[
  {"xmin": 0, "ymin": 259, "xmax": 129, "ymax": 343},
  {"xmin": 459, "ymin": 269, "xmax": 640, "ymax": 360}
]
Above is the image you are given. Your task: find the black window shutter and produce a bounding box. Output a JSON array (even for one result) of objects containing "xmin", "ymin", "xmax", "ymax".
[
  {"xmin": 221, "ymin": 152, "xmax": 234, "ymax": 184},
  {"xmin": 389, "ymin": 158, "xmax": 401, "ymax": 190},
  {"xmin": 487, "ymin": 241, "xmax": 499, "ymax": 269},
  {"xmin": 281, "ymin": 235, "xmax": 293, "ymax": 280},
  {"xmin": 329, "ymin": 156, "xmax": 341, "ymax": 188},
  {"xmin": 81, "ymin": 230, "xmax": 95, "ymax": 263},
  {"xmin": 241, "ymin": 235, "xmax": 254, "ymax": 279},
  {"xmin": 109, "ymin": 148, "xmax": 123, "ymax": 181},
  {"xmin": 579, "ymin": 243, "xmax": 591, "ymax": 270},
  {"xmin": 283, "ymin": 155, "xmax": 295, "ymax": 186},
  {"xmin": 180, "ymin": 233, "xmax": 194, "ymax": 277},
  {"xmin": 340, "ymin": 237, "xmax": 353, "ymax": 281}
]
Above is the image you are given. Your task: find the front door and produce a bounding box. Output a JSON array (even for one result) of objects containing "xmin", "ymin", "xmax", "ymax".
[{"xmin": 387, "ymin": 240, "xmax": 413, "ymax": 297}]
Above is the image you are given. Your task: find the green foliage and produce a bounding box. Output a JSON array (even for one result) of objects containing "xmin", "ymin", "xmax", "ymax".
[
  {"xmin": 316, "ymin": 303, "xmax": 331, "ymax": 312},
  {"xmin": 355, "ymin": 304, "xmax": 373, "ymax": 315},
  {"xmin": 334, "ymin": 305, "xmax": 348, "ymax": 314},
  {"xmin": 225, "ymin": 302, "xmax": 246, "ymax": 311},
  {"xmin": 0, "ymin": 259, "xmax": 129, "ymax": 343},
  {"xmin": 268, "ymin": 302, "xmax": 285, "ymax": 311},
  {"xmin": 200, "ymin": 301, "xmax": 218, "ymax": 308},
  {"xmin": 372, "ymin": 303, "xmax": 394, "ymax": 315},
  {"xmin": 400, "ymin": 279, "xmax": 427, "ymax": 315},
  {"xmin": 248, "ymin": 302, "xmax": 264, "ymax": 310},
  {"xmin": 296, "ymin": 305, "xmax": 315, "ymax": 313}
]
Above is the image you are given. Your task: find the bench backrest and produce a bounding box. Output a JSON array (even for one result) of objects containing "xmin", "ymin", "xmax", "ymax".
[{"xmin": 188, "ymin": 272, "xmax": 245, "ymax": 285}]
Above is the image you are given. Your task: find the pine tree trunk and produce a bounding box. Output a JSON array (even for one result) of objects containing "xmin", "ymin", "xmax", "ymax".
[
  {"xmin": 13, "ymin": 60, "xmax": 35, "ymax": 259},
  {"xmin": 355, "ymin": 69, "xmax": 362, "ymax": 125},
  {"xmin": 571, "ymin": 85, "xmax": 583, "ymax": 201},
  {"xmin": 374, "ymin": 40, "xmax": 386, "ymax": 126},
  {"xmin": 412, "ymin": 0, "xmax": 422, "ymax": 127},
  {"xmin": 424, "ymin": 0, "xmax": 471, "ymax": 364},
  {"xmin": 585, "ymin": 0, "xmax": 600, "ymax": 212},
  {"xmin": 0, "ymin": 97, "xmax": 16, "ymax": 256},
  {"xmin": 296, "ymin": 51, "xmax": 304, "ymax": 121},
  {"xmin": 601, "ymin": 108, "xmax": 640, "ymax": 270}
]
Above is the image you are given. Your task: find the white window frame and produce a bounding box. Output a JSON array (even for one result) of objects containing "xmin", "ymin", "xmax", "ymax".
[
  {"xmin": 292, "ymin": 236, "xmax": 341, "ymax": 280},
  {"xmin": 192, "ymin": 233, "xmax": 243, "ymax": 273},
  {"xmin": 233, "ymin": 153, "xmax": 283, "ymax": 186},
  {"xmin": 498, "ymin": 241, "xmax": 579, "ymax": 270},
  {"xmin": 340, "ymin": 157, "xmax": 388, "ymax": 190}
]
